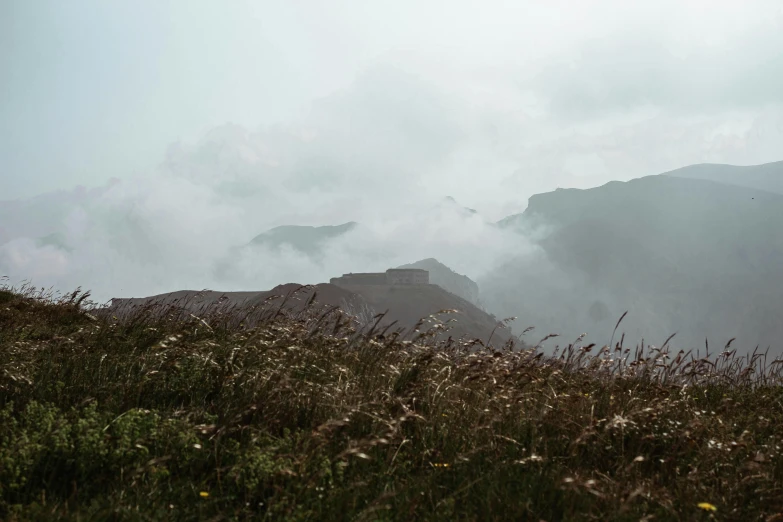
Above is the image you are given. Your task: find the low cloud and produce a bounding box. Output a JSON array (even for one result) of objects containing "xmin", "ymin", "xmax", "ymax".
[
  {"xmin": 0, "ymin": 173, "xmax": 539, "ymax": 304},
  {"xmin": 0, "ymin": 67, "xmax": 543, "ymax": 303}
]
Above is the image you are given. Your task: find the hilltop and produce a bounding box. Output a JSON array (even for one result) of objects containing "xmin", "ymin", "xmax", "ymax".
[
  {"xmin": 326, "ymin": 280, "xmax": 510, "ymax": 345},
  {"xmin": 395, "ymin": 258, "xmax": 481, "ymax": 306},
  {"xmin": 108, "ymin": 279, "xmax": 512, "ymax": 347}
]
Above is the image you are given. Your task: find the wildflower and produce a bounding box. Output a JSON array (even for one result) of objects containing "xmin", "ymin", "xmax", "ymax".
[
  {"xmin": 608, "ymin": 415, "xmax": 635, "ymax": 430},
  {"xmin": 514, "ymin": 454, "xmax": 543, "ymax": 465},
  {"xmin": 199, "ymin": 491, "xmax": 209, "ymax": 498},
  {"xmin": 697, "ymin": 502, "xmax": 717, "ymax": 512}
]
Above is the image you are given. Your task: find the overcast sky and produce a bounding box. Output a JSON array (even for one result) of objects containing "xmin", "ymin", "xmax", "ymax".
[{"xmin": 2, "ymin": 0, "xmax": 783, "ymax": 216}]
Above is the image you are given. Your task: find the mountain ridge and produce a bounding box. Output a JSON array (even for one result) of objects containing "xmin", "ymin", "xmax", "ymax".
[{"xmin": 482, "ymin": 170, "xmax": 783, "ymax": 352}]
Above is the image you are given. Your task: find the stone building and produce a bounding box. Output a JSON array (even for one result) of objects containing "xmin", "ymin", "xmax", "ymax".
[
  {"xmin": 386, "ymin": 268, "xmax": 429, "ymax": 285},
  {"xmin": 330, "ymin": 268, "xmax": 429, "ymax": 287},
  {"xmin": 329, "ymin": 272, "xmax": 387, "ymax": 285}
]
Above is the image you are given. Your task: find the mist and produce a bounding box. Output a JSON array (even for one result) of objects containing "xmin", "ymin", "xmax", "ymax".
[
  {"xmin": 3, "ymin": 1, "xmax": 783, "ymax": 353},
  {"xmin": 0, "ymin": 67, "xmax": 545, "ymax": 303}
]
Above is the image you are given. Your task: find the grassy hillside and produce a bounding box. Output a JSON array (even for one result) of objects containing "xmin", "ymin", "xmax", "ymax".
[{"xmin": 2, "ymin": 284, "xmax": 783, "ymax": 521}]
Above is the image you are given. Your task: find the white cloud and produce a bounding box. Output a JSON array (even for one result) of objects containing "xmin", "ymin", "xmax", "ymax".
[{"xmin": 3, "ymin": 0, "xmax": 783, "ymax": 314}]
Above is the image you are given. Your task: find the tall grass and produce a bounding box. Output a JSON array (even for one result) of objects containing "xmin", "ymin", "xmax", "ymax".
[{"xmin": 1, "ymin": 282, "xmax": 782, "ymax": 521}]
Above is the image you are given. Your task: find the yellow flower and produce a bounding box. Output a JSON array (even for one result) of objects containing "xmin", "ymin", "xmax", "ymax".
[
  {"xmin": 199, "ymin": 491, "xmax": 209, "ymax": 498},
  {"xmin": 697, "ymin": 502, "xmax": 717, "ymax": 512}
]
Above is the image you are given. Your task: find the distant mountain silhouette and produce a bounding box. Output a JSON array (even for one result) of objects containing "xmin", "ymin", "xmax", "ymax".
[
  {"xmin": 0, "ymin": 179, "xmax": 121, "ymax": 247},
  {"xmin": 662, "ymin": 160, "xmax": 783, "ymax": 195},
  {"xmin": 240, "ymin": 196, "xmax": 479, "ymax": 259},
  {"xmin": 396, "ymin": 258, "xmax": 480, "ymax": 306},
  {"xmin": 487, "ymin": 173, "xmax": 783, "ymax": 353},
  {"xmin": 247, "ymin": 222, "xmax": 358, "ymax": 256}
]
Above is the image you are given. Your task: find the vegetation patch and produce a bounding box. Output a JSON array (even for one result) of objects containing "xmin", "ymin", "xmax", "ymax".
[{"xmin": 1, "ymin": 284, "xmax": 782, "ymax": 521}]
